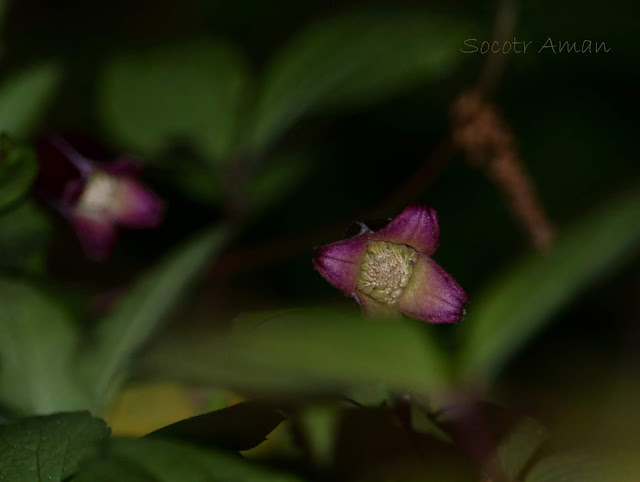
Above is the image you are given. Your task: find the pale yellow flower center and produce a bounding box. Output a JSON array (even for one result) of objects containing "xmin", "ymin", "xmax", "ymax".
[
  {"xmin": 357, "ymin": 240, "xmax": 417, "ymax": 305},
  {"xmin": 77, "ymin": 172, "xmax": 123, "ymax": 216}
]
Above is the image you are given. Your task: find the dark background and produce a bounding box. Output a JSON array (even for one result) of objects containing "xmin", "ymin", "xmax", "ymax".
[{"xmin": 2, "ymin": 0, "xmax": 640, "ymax": 453}]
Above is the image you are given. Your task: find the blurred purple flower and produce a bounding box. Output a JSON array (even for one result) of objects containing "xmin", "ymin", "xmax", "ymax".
[
  {"xmin": 36, "ymin": 135, "xmax": 164, "ymax": 260},
  {"xmin": 313, "ymin": 205, "xmax": 468, "ymax": 323}
]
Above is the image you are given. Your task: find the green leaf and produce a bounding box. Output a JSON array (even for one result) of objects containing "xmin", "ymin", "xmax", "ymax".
[
  {"xmin": 0, "ymin": 411, "xmax": 110, "ymax": 482},
  {"xmin": 459, "ymin": 187, "xmax": 640, "ymax": 385},
  {"xmin": 0, "ymin": 278, "xmax": 89, "ymax": 414},
  {"xmin": 0, "ymin": 134, "xmax": 38, "ymax": 211},
  {"xmin": 99, "ymin": 39, "xmax": 249, "ymax": 164},
  {"xmin": 0, "ymin": 201, "xmax": 51, "ymax": 273},
  {"xmin": 143, "ymin": 308, "xmax": 451, "ymax": 395},
  {"xmin": 0, "ymin": 62, "xmax": 62, "ymax": 136},
  {"xmin": 74, "ymin": 438, "xmax": 303, "ymax": 482},
  {"xmin": 79, "ymin": 225, "xmax": 229, "ymax": 412},
  {"xmin": 247, "ymin": 9, "xmax": 470, "ymax": 152},
  {"xmin": 146, "ymin": 401, "xmax": 285, "ymax": 452}
]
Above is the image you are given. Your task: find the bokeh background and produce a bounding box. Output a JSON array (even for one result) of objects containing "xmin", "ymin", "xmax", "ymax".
[{"xmin": 1, "ymin": 0, "xmax": 640, "ymax": 479}]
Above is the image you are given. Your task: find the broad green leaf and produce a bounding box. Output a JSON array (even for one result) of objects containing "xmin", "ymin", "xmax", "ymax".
[
  {"xmin": 99, "ymin": 39, "xmax": 249, "ymax": 164},
  {"xmin": 460, "ymin": 187, "xmax": 640, "ymax": 385},
  {"xmin": 74, "ymin": 438, "xmax": 302, "ymax": 482},
  {"xmin": 247, "ymin": 9, "xmax": 470, "ymax": 152},
  {"xmin": 0, "ymin": 62, "xmax": 61, "ymax": 136},
  {"xmin": 0, "ymin": 201, "xmax": 51, "ymax": 273},
  {"xmin": 143, "ymin": 308, "xmax": 451, "ymax": 395},
  {"xmin": 0, "ymin": 412, "xmax": 109, "ymax": 482},
  {"xmin": 146, "ymin": 401, "xmax": 285, "ymax": 452},
  {"xmin": 79, "ymin": 226, "xmax": 228, "ymax": 412},
  {"xmin": 0, "ymin": 278, "xmax": 89, "ymax": 414},
  {"xmin": 0, "ymin": 134, "xmax": 37, "ymax": 210}
]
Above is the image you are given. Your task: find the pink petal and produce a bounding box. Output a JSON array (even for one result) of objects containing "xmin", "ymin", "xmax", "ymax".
[
  {"xmin": 114, "ymin": 178, "xmax": 165, "ymax": 228},
  {"xmin": 313, "ymin": 235, "xmax": 368, "ymax": 297},
  {"xmin": 396, "ymin": 254, "xmax": 468, "ymax": 324},
  {"xmin": 71, "ymin": 213, "xmax": 118, "ymax": 260},
  {"xmin": 370, "ymin": 204, "xmax": 439, "ymax": 255}
]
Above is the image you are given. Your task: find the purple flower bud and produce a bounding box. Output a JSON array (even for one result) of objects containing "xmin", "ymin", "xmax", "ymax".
[
  {"xmin": 313, "ymin": 205, "xmax": 468, "ymax": 323},
  {"xmin": 36, "ymin": 135, "xmax": 164, "ymax": 260}
]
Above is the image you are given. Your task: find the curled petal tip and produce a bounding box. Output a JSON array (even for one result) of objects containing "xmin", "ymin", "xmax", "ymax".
[
  {"xmin": 115, "ymin": 178, "xmax": 165, "ymax": 228},
  {"xmin": 313, "ymin": 236, "xmax": 368, "ymax": 297},
  {"xmin": 371, "ymin": 204, "xmax": 439, "ymax": 255},
  {"xmin": 397, "ymin": 254, "xmax": 468, "ymax": 324}
]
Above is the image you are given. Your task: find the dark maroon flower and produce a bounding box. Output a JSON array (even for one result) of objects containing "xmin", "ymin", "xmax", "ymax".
[
  {"xmin": 313, "ymin": 205, "xmax": 468, "ymax": 323},
  {"xmin": 36, "ymin": 136, "xmax": 164, "ymax": 260}
]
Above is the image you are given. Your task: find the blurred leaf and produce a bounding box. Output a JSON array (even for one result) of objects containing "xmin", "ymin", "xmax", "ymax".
[
  {"xmin": 231, "ymin": 308, "xmax": 298, "ymax": 333},
  {"xmin": 432, "ymin": 401, "xmax": 551, "ymax": 481},
  {"xmin": 249, "ymin": 151, "xmax": 314, "ymax": 212},
  {"xmin": 298, "ymin": 404, "xmax": 340, "ymax": 468},
  {"xmin": 0, "ymin": 134, "xmax": 37, "ymax": 210},
  {"xmin": 99, "ymin": 39, "xmax": 249, "ymax": 164},
  {"xmin": 72, "ymin": 459, "xmax": 155, "ymax": 482},
  {"xmin": 460, "ymin": 187, "xmax": 640, "ymax": 385},
  {"xmin": 146, "ymin": 401, "xmax": 285, "ymax": 452},
  {"xmin": 0, "ymin": 278, "xmax": 89, "ymax": 414},
  {"xmin": 74, "ymin": 438, "xmax": 302, "ymax": 482},
  {"xmin": 523, "ymin": 451, "xmax": 639, "ymax": 482},
  {"xmin": 0, "ymin": 62, "xmax": 62, "ymax": 136},
  {"xmin": 494, "ymin": 417, "xmax": 549, "ymax": 481},
  {"xmin": 0, "ymin": 411, "xmax": 109, "ymax": 482},
  {"xmin": 0, "ymin": 201, "xmax": 51, "ymax": 273},
  {"xmin": 162, "ymin": 156, "xmax": 222, "ymax": 206},
  {"xmin": 144, "ymin": 308, "xmax": 451, "ymax": 395},
  {"xmin": 343, "ymin": 381, "xmax": 393, "ymax": 407},
  {"xmin": 79, "ymin": 225, "xmax": 229, "ymax": 412},
  {"xmin": 409, "ymin": 403, "xmax": 453, "ymax": 443},
  {"xmin": 107, "ymin": 382, "xmax": 202, "ymax": 438},
  {"xmin": 247, "ymin": 9, "xmax": 470, "ymax": 152}
]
